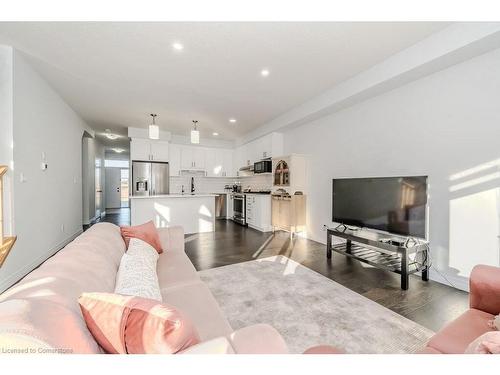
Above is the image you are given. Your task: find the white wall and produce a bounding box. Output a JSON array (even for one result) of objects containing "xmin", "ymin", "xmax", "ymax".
[
  {"xmin": 0, "ymin": 51, "xmax": 92, "ymax": 292},
  {"xmin": 282, "ymin": 47, "xmax": 500, "ymax": 291},
  {"xmin": 0, "ymin": 46, "xmax": 14, "ymax": 237}
]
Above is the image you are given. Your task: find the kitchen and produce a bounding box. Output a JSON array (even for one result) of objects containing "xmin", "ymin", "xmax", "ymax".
[{"xmin": 128, "ymin": 127, "xmax": 307, "ymax": 236}]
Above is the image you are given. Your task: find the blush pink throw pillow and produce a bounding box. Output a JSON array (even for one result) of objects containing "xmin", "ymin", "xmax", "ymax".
[
  {"xmin": 120, "ymin": 221, "xmax": 163, "ymax": 254},
  {"xmin": 78, "ymin": 293, "xmax": 200, "ymax": 354},
  {"xmin": 465, "ymin": 331, "xmax": 500, "ymax": 354}
]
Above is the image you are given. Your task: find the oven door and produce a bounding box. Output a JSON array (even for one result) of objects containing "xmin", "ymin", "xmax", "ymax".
[{"xmin": 233, "ymin": 195, "xmax": 246, "ymax": 225}]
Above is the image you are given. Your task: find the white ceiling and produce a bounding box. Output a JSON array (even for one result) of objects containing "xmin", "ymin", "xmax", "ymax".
[{"xmin": 0, "ymin": 22, "xmax": 449, "ymax": 145}]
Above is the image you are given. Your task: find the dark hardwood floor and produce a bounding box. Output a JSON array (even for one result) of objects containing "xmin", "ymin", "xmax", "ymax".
[
  {"xmin": 99, "ymin": 210, "xmax": 468, "ymax": 332},
  {"xmin": 102, "ymin": 208, "xmax": 130, "ymax": 226}
]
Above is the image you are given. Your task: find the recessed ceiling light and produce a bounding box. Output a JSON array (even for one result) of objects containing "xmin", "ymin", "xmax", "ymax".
[
  {"xmin": 212, "ymin": 132, "xmax": 219, "ymax": 136},
  {"xmin": 260, "ymin": 69, "xmax": 270, "ymax": 77},
  {"xmin": 172, "ymin": 42, "xmax": 184, "ymax": 51},
  {"xmin": 229, "ymin": 118, "xmax": 237, "ymax": 123},
  {"xmin": 112, "ymin": 148, "xmax": 125, "ymax": 153}
]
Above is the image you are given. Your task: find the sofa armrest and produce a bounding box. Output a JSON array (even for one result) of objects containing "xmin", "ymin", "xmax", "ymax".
[
  {"xmin": 179, "ymin": 337, "xmax": 235, "ymax": 354},
  {"xmin": 157, "ymin": 226, "xmax": 185, "ymax": 253},
  {"xmin": 181, "ymin": 325, "xmax": 288, "ymax": 354},
  {"xmin": 227, "ymin": 324, "xmax": 289, "ymax": 354},
  {"xmin": 470, "ymin": 264, "xmax": 500, "ymax": 315},
  {"xmin": 303, "ymin": 345, "xmax": 344, "ymax": 354}
]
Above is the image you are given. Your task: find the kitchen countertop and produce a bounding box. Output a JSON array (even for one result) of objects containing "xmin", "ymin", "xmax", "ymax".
[{"xmin": 129, "ymin": 194, "xmax": 218, "ymax": 199}]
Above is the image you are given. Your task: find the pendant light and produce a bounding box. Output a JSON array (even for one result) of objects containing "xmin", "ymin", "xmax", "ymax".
[
  {"xmin": 149, "ymin": 114, "xmax": 159, "ymax": 140},
  {"xmin": 191, "ymin": 120, "xmax": 200, "ymax": 144}
]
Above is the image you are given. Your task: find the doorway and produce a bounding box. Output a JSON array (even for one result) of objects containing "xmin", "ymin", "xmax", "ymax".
[
  {"xmin": 105, "ymin": 159, "xmax": 130, "ymax": 210},
  {"xmin": 120, "ymin": 169, "xmax": 130, "ymax": 208},
  {"xmin": 95, "ymin": 158, "xmax": 102, "ymax": 218},
  {"xmin": 105, "ymin": 168, "xmax": 122, "ymax": 209}
]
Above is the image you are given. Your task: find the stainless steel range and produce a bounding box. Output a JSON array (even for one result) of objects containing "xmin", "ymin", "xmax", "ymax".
[{"xmin": 232, "ymin": 193, "xmax": 246, "ymax": 226}]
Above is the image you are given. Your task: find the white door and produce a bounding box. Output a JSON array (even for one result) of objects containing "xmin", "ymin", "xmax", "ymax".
[
  {"xmin": 105, "ymin": 168, "xmax": 122, "ymax": 209},
  {"xmin": 150, "ymin": 140, "xmax": 169, "ymax": 162},
  {"xmin": 130, "ymin": 139, "xmax": 151, "ymax": 161},
  {"xmin": 95, "ymin": 160, "xmax": 102, "ymax": 218}
]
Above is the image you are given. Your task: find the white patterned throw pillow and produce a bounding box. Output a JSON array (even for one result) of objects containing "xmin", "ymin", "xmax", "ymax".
[{"xmin": 114, "ymin": 237, "xmax": 162, "ymax": 301}]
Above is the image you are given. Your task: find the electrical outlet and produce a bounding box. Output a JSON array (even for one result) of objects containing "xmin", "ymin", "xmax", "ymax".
[{"xmin": 61, "ymin": 224, "xmax": 65, "ymax": 233}]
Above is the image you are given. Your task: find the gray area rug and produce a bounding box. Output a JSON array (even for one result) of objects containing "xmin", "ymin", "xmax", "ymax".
[{"xmin": 199, "ymin": 255, "xmax": 434, "ymax": 354}]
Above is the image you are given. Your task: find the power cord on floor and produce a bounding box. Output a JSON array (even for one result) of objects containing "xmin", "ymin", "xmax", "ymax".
[{"xmin": 407, "ymin": 238, "xmax": 457, "ymax": 289}]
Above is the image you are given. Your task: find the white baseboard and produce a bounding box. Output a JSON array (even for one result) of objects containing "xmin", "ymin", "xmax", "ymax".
[
  {"xmin": 0, "ymin": 229, "xmax": 83, "ymax": 294},
  {"xmin": 428, "ymin": 269, "xmax": 469, "ymax": 292}
]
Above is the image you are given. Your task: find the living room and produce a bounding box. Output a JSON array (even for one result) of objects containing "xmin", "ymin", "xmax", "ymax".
[{"xmin": 1, "ymin": 0, "xmax": 500, "ymax": 373}]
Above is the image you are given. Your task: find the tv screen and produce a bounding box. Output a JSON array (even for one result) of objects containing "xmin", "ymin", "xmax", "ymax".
[{"xmin": 332, "ymin": 176, "xmax": 428, "ymax": 238}]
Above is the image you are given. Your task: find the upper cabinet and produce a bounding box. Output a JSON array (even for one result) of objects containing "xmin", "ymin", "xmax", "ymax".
[
  {"xmin": 130, "ymin": 138, "xmax": 151, "ymax": 161},
  {"xmin": 180, "ymin": 146, "xmax": 205, "ymax": 169},
  {"xmin": 169, "ymin": 143, "xmax": 182, "ymax": 176},
  {"xmin": 170, "ymin": 145, "xmax": 235, "ymax": 177},
  {"xmin": 130, "ymin": 138, "xmax": 169, "ymax": 162},
  {"xmin": 235, "ymin": 132, "xmax": 283, "ymax": 170},
  {"xmin": 150, "ymin": 141, "xmax": 170, "ymax": 162},
  {"xmin": 131, "ymin": 132, "xmax": 283, "ymax": 177},
  {"xmin": 206, "ymin": 148, "xmax": 235, "ymax": 177}
]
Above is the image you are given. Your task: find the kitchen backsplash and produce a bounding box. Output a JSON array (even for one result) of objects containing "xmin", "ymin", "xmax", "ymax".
[{"xmin": 170, "ymin": 173, "xmax": 273, "ymax": 194}]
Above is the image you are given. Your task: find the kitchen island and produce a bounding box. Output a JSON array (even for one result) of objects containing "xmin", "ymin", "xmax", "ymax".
[{"xmin": 130, "ymin": 194, "xmax": 216, "ymax": 234}]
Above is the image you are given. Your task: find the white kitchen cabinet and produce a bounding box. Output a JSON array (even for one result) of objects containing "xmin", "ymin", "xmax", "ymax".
[
  {"xmin": 130, "ymin": 138, "xmax": 152, "ymax": 161},
  {"xmin": 205, "ymin": 148, "xmax": 221, "ymax": 177},
  {"xmin": 246, "ymin": 195, "xmax": 255, "ymax": 226},
  {"xmin": 193, "ymin": 147, "xmax": 206, "ymax": 169},
  {"xmin": 169, "ymin": 143, "xmax": 182, "ymax": 176},
  {"xmin": 181, "ymin": 145, "xmax": 206, "ymax": 170},
  {"xmin": 180, "ymin": 146, "xmax": 193, "ymax": 169},
  {"xmin": 246, "ymin": 194, "xmax": 272, "ymax": 232},
  {"xmin": 150, "ymin": 140, "xmax": 170, "ymax": 162},
  {"xmin": 222, "ymin": 149, "xmax": 235, "ymax": 177},
  {"xmin": 233, "ymin": 132, "xmax": 284, "ymax": 172},
  {"xmin": 205, "ymin": 148, "xmax": 234, "ymax": 177},
  {"xmin": 130, "ymin": 138, "xmax": 169, "ymax": 162}
]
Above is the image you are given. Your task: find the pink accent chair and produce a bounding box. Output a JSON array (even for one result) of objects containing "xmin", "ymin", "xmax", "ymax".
[{"xmin": 422, "ymin": 265, "xmax": 500, "ymax": 354}]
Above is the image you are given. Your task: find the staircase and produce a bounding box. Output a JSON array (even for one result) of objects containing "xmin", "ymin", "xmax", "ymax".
[{"xmin": 0, "ymin": 165, "xmax": 16, "ymax": 267}]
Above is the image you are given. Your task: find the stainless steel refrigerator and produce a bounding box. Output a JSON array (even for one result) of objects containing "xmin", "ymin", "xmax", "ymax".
[{"xmin": 132, "ymin": 161, "xmax": 170, "ymax": 196}]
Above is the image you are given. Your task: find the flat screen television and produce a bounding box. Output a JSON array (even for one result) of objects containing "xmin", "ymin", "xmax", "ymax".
[{"xmin": 332, "ymin": 176, "xmax": 428, "ymax": 238}]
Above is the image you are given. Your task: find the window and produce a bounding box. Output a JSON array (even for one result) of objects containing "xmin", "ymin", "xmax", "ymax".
[{"xmin": 104, "ymin": 159, "xmax": 129, "ymax": 168}]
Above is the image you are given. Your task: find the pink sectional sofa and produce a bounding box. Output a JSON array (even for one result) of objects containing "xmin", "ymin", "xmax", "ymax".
[
  {"xmin": 422, "ymin": 265, "xmax": 500, "ymax": 354},
  {"xmin": 0, "ymin": 223, "xmax": 289, "ymax": 354}
]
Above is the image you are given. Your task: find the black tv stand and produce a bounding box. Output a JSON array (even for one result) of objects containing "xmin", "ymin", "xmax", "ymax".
[
  {"xmin": 326, "ymin": 228, "xmax": 429, "ymax": 290},
  {"xmin": 334, "ymin": 223, "xmax": 358, "ymax": 233}
]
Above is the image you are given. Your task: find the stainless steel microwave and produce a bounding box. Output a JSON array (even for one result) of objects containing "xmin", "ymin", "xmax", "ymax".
[{"xmin": 254, "ymin": 159, "xmax": 272, "ymax": 174}]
